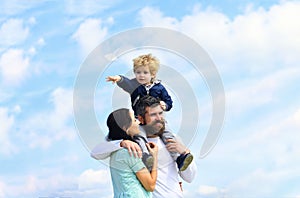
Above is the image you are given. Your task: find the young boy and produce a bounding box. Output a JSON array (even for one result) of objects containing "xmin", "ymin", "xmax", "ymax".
[{"xmin": 106, "ymin": 53, "xmax": 193, "ymax": 171}]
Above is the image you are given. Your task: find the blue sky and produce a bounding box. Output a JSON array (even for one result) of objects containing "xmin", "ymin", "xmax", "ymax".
[{"xmin": 1, "ymin": 0, "xmax": 300, "ymax": 197}]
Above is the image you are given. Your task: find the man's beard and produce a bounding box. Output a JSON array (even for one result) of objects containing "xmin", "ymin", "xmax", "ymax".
[{"xmin": 143, "ymin": 119, "xmax": 165, "ymax": 136}]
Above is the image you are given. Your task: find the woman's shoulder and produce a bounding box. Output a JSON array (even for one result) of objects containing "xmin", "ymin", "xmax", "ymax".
[
  {"xmin": 112, "ymin": 148, "xmax": 133, "ymax": 159},
  {"xmin": 112, "ymin": 148, "xmax": 144, "ymax": 167},
  {"xmin": 113, "ymin": 148, "xmax": 129, "ymax": 155}
]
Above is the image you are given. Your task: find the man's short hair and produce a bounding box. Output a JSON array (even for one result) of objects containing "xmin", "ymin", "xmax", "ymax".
[{"xmin": 135, "ymin": 95, "xmax": 161, "ymax": 118}]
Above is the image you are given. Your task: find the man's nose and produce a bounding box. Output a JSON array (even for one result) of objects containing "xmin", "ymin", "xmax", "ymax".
[{"xmin": 155, "ymin": 114, "xmax": 162, "ymax": 120}]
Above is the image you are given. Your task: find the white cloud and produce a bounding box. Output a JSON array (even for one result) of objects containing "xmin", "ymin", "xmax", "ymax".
[
  {"xmin": 28, "ymin": 17, "xmax": 36, "ymax": 25},
  {"xmin": 198, "ymin": 185, "xmax": 219, "ymax": 195},
  {"xmin": 0, "ymin": 107, "xmax": 17, "ymax": 155},
  {"xmin": 139, "ymin": 7, "xmax": 178, "ymax": 29},
  {"xmin": 226, "ymin": 67, "xmax": 300, "ymax": 116},
  {"xmin": 138, "ymin": 1, "xmax": 300, "ymax": 73},
  {"xmin": 0, "ymin": 174, "xmax": 77, "ymax": 198},
  {"xmin": 20, "ymin": 87, "xmax": 76, "ymax": 149},
  {"xmin": 227, "ymin": 168, "xmax": 295, "ymax": 196},
  {"xmin": 28, "ymin": 47, "xmax": 36, "ymax": 56},
  {"xmin": 65, "ymin": 0, "xmax": 117, "ymax": 16},
  {"xmin": 0, "ymin": 49, "xmax": 30, "ymax": 86},
  {"xmin": 211, "ymin": 106, "xmax": 300, "ymax": 196},
  {"xmin": 78, "ymin": 169, "xmax": 111, "ymax": 190},
  {"xmin": 0, "ymin": 92, "xmax": 13, "ymax": 103},
  {"xmin": 37, "ymin": 37, "xmax": 45, "ymax": 46},
  {"xmin": 0, "ymin": 19, "xmax": 29, "ymax": 46},
  {"xmin": 0, "ymin": 169, "xmax": 112, "ymax": 198},
  {"xmin": 0, "ymin": 1, "xmax": 42, "ymax": 16},
  {"xmin": 12, "ymin": 105, "xmax": 21, "ymax": 114},
  {"xmin": 0, "ymin": 181, "xmax": 6, "ymax": 198},
  {"xmin": 72, "ymin": 18, "xmax": 108, "ymax": 57}
]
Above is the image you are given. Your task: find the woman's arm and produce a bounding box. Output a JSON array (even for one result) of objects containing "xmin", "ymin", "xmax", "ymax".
[{"xmin": 135, "ymin": 142, "xmax": 158, "ymax": 192}]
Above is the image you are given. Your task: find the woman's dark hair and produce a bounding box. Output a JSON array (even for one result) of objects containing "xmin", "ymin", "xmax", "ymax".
[{"xmin": 107, "ymin": 108, "xmax": 134, "ymax": 141}]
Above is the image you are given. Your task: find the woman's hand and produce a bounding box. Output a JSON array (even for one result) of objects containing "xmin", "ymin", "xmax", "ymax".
[
  {"xmin": 120, "ymin": 140, "xmax": 142, "ymax": 158},
  {"xmin": 146, "ymin": 142, "xmax": 158, "ymax": 157}
]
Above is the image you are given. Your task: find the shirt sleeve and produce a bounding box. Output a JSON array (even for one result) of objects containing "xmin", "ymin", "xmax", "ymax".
[
  {"xmin": 179, "ymin": 160, "xmax": 197, "ymax": 183},
  {"xmin": 117, "ymin": 75, "xmax": 140, "ymax": 94},
  {"xmin": 159, "ymin": 84, "xmax": 173, "ymax": 111},
  {"xmin": 90, "ymin": 140, "xmax": 123, "ymax": 160},
  {"xmin": 126, "ymin": 154, "xmax": 146, "ymax": 173},
  {"xmin": 175, "ymin": 135, "xmax": 198, "ymax": 183}
]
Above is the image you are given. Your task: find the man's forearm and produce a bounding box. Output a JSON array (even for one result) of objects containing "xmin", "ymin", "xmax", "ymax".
[
  {"xmin": 90, "ymin": 140, "xmax": 122, "ymax": 160},
  {"xmin": 179, "ymin": 159, "xmax": 197, "ymax": 183}
]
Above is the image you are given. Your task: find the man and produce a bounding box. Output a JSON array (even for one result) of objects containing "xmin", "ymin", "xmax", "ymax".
[{"xmin": 91, "ymin": 95, "xmax": 197, "ymax": 197}]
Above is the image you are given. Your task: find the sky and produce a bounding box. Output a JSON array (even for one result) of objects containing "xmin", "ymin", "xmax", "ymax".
[{"xmin": 0, "ymin": 0, "xmax": 300, "ymax": 197}]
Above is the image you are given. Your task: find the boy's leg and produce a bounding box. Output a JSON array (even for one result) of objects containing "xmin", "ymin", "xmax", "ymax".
[
  {"xmin": 160, "ymin": 130, "xmax": 178, "ymax": 161},
  {"xmin": 160, "ymin": 128, "xmax": 194, "ymax": 172}
]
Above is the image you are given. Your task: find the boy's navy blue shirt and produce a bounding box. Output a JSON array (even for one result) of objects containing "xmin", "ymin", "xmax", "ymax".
[{"xmin": 117, "ymin": 75, "xmax": 173, "ymax": 115}]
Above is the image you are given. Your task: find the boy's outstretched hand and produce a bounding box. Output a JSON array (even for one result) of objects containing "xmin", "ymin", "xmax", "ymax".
[{"xmin": 106, "ymin": 75, "xmax": 121, "ymax": 83}]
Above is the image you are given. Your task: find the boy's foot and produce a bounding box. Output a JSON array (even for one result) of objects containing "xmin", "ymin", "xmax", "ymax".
[
  {"xmin": 142, "ymin": 153, "xmax": 154, "ymax": 171},
  {"xmin": 176, "ymin": 153, "xmax": 194, "ymax": 171}
]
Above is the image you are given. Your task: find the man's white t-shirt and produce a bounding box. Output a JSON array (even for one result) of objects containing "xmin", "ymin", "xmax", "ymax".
[
  {"xmin": 91, "ymin": 135, "xmax": 197, "ymax": 198},
  {"xmin": 147, "ymin": 136, "xmax": 183, "ymax": 198}
]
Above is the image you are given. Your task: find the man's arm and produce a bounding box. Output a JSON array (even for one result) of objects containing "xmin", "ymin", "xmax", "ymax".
[
  {"xmin": 179, "ymin": 159, "xmax": 197, "ymax": 183},
  {"xmin": 165, "ymin": 136, "xmax": 197, "ymax": 183},
  {"xmin": 90, "ymin": 140, "xmax": 122, "ymax": 160},
  {"xmin": 91, "ymin": 139, "xmax": 143, "ymax": 160}
]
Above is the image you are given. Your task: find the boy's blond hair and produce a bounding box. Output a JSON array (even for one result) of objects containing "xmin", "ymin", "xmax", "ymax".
[{"xmin": 133, "ymin": 54, "xmax": 160, "ymax": 78}]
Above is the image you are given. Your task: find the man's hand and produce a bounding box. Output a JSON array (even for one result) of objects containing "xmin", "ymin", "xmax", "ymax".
[
  {"xmin": 165, "ymin": 139, "xmax": 189, "ymax": 154},
  {"xmin": 120, "ymin": 140, "xmax": 142, "ymax": 158}
]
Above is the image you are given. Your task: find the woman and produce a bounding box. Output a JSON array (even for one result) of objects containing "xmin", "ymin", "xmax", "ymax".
[{"xmin": 107, "ymin": 108, "xmax": 158, "ymax": 198}]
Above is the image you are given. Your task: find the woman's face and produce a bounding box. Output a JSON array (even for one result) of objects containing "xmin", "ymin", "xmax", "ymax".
[{"xmin": 126, "ymin": 111, "xmax": 140, "ymax": 137}]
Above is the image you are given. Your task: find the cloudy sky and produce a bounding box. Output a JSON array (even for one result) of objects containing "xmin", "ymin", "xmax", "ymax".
[{"xmin": 1, "ymin": 0, "xmax": 300, "ymax": 197}]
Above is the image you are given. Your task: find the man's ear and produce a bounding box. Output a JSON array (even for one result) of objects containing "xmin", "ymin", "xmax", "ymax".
[{"xmin": 137, "ymin": 115, "xmax": 144, "ymax": 124}]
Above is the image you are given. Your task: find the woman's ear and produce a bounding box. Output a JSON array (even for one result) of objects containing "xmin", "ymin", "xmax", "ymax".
[{"xmin": 122, "ymin": 126, "xmax": 128, "ymax": 134}]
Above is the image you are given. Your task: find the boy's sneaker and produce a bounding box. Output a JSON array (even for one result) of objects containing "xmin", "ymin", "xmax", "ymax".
[
  {"xmin": 176, "ymin": 153, "xmax": 194, "ymax": 171},
  {"xmin": 142, "ymin": 153, "xmax": 154, "ymax": 171}
]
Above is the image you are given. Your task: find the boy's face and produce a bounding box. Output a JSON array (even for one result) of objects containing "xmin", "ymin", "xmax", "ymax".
[{"xmin": 134, "ymin": 66, "xmax": 154, "ymax": 85}]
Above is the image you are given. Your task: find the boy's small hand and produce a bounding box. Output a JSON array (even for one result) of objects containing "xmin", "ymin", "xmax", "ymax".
[
  {"xmin": 160, "ymin": 101, "xmax": 167, "ymax": 111},
  {"xmin": 106, "ymin": 75, "xmax": 121, "ymax": 83}
]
